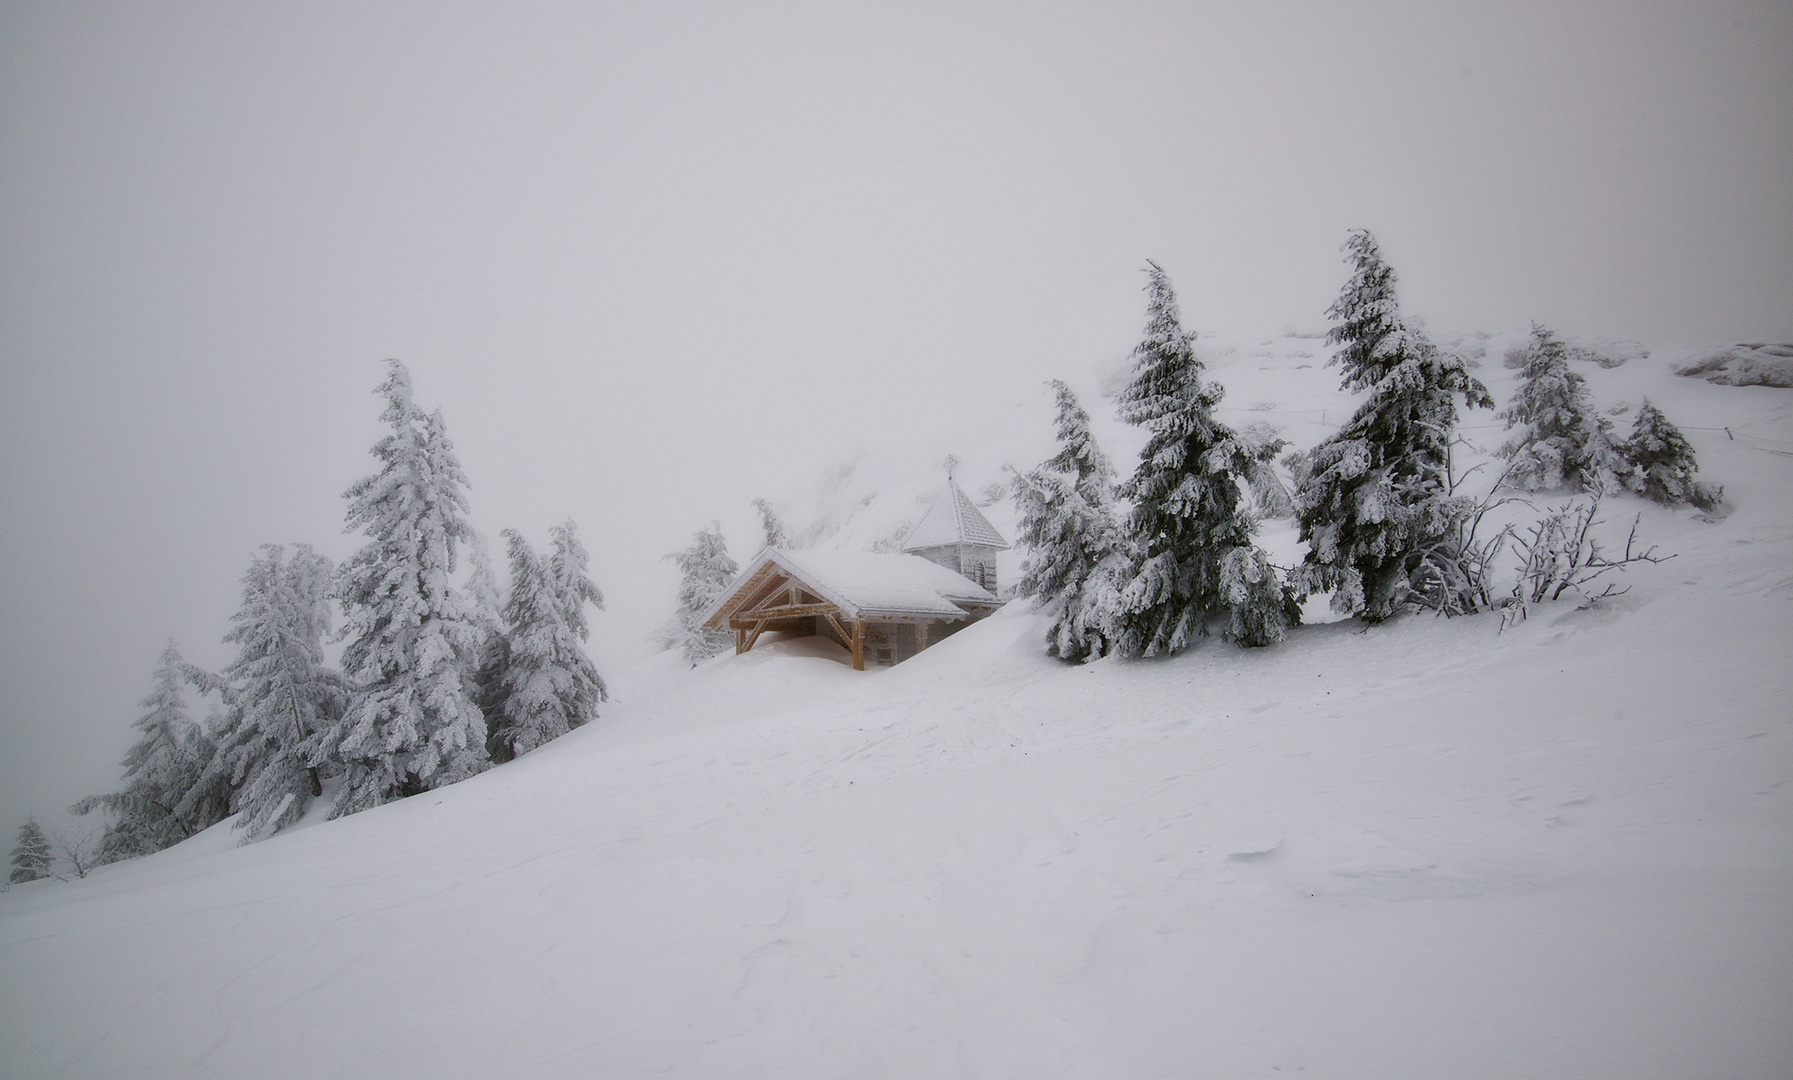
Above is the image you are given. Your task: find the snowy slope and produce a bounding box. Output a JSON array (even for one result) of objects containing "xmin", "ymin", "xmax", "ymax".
[{"xmin": 2, "ymin": 338, "xmax": 1789, "ymax": 1079}]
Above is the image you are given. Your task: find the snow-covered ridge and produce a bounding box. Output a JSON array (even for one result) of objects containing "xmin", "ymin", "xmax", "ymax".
[{"xmin": 2, "ymin": 333, "xmax": 1788, "ymax": 1078}]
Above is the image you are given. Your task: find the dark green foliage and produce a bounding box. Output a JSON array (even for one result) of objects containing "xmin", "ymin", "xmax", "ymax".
[
  {"xmin": 1113, "ymin": 264, "xmax": 1299, "ymax": 654},
  {"xmin": 73, "ymin": 641, "xmax": 218, "ymax": 862},
  {"xmin": 1622, "ymin": 399, "xmax": 1722, "ymax": 509},
  {"xmin": 9, "ymin": 819, "xmax": 53, "ymax": 883},
  {"xmin": 325, "ymin": 362, "xmax": 489, "ymax": 818},
  {"xmin": 753, "ymin": 499, "xmax": 789, "ymax": 550},
  {"xmin": 1497, "ymin": 323, "xmax": 1622, "ymax": 492},
  {"xmin": 1295, "ymin": 231, "xmax": 1495, "ymax": 621},
  {"xmin": 1013, "ymin": 381, "xmax": 1126, "ymax": 662},
  {"xmin": 183, "ymin": 545, "xmax": 344, "ymax": 842},
  {"xmin": 486, "ymin": 523, "xmax": 607, "ymax": 762},
  {"xmin": 658, "ymin": 522, "xmax": 739, "ymax": 666}
]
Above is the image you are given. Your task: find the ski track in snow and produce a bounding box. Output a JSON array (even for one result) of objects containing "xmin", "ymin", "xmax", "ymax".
[{"xmin": 3, "ymin": 335, "xmax": 1791, "ymax": 1079}]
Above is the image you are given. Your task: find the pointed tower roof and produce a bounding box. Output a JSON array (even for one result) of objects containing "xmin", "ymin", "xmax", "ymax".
[{"xmin": 901, "ymin": 478, "xmax": 1010, "ymax": 552}]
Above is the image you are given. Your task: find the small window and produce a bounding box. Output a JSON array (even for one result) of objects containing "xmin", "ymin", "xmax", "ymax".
[{"xmin": 876, "ymin": 647, "xmax": 894, "ymax": 665}]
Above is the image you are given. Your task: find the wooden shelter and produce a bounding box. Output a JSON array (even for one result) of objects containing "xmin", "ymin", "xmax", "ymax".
[{"xmin": 700, "ymin": 548, "xmax": 1002, "ymax": 670}]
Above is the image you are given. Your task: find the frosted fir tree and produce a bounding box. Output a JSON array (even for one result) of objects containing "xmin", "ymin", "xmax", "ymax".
[
  {"xmin": 1497, "ymin": 323, "xmax": 1622, "ymax": 492},
  {"xmin": 658, "ymin": 522, "xmax": 739, "ymax": 666},
  {"xmin": 486, "ymin": 526, "xmax": 609, "ymax": 762},
  {"xmin": 179, "ymin": 702, "xmax": 234, "ymax": 833},
  {"xmin": 1294, "ymin": 231, "xmax": 1495, "ymax": 621},
  {"xmin": 1240, "ymin": 421, "xmax": 1295, "ymax": 519},
  {"xmin": 1621, "ymin": 399, "xmax": 1722, "ymax": 509},
  {"xmin": 73, "ymin": 641, "xmax": 215, "ymax": 861},
  {"xmin": 465, "ymin": 530, "xmax": 509, "ymax": 738},
  {"xmin": 9, "ymin": 819, "xmax": 54, "ymax": 884},
  {"xmin": 323, "ymin": 361, "xmax": 490, "ymax": 818},
  {"xmin": 465, "ymin": 531, "xmax": 505, "ymax": 652},
  {"xmin": 186, "ymin": 545, "xmax": 345, "ymax": 841},
  {"xmin": 1112, "ymin": 264, "xmax": 1301, "ymax": 654},
  {"xmin": 752, "ymin": 498, "xmax": 789, "ymax": 549},
  {"xmin": 1012, "ymin": 380, "xmax": 1127, "ymax": 662},
  {"xmin": 548, "ymin": 520, "xmax": 606, "ymax": 645}
]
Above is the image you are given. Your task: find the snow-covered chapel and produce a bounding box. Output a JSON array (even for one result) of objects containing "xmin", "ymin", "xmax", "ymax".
[{"xmin": 700, "ymin": 478, "xmax": 1010, "ymax": 669}]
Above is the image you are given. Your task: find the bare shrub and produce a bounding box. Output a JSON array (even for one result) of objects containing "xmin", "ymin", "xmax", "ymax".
[{"xmin": 1501, "ymin": 494, "xmax": 1672, "ymax": 629}]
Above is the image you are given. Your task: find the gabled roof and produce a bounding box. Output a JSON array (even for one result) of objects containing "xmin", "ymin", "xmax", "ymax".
[
  {"xmin": 900, "ymin": 478, "xmax": 1010, "ymax": 552},
  {"xmin": 701, "ymin": 547, "xmax": 997, "ymax": 630}
]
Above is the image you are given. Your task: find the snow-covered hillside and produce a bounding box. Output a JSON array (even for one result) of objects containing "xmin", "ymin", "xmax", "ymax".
[{"xmin": 3, "ymin": 337, "xmax": 1790, "ymax": 1079}]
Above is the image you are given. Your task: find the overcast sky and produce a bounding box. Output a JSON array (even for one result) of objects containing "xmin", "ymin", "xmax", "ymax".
[{"xmin": 2, "ymin": 1, "xmax": 1788, "ymax": 838}]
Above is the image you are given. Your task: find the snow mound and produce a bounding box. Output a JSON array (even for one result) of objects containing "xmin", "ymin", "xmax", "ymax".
[
  {"xmin": 1567, "ymin": 335, "xmax": 1651, "ymax": 368},
  {"xmin": 1675, "ymin": 343, "xmax": 1793, "ymax": 388},
  {"xmin": 4, "ymin": 329, "xmax": 1790, "ymax": 1080}
]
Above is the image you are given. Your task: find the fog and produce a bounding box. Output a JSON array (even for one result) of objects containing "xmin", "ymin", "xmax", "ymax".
[{"xmin": 2, "ymin": 1, "xmax": 1788, "ymax": 839}]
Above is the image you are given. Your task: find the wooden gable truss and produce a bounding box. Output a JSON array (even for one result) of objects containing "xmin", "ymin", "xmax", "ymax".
[
  {"xmin": 716, "ymin": 562, "xmax": 850, "ymax": 666},
  {"xmin": 713, "ymin": 561, "xmax": 971, "ymax": 672}
]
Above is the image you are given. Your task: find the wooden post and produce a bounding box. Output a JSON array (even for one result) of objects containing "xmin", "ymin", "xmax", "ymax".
[
  {"xmin": 914, "ymin": 622, "xmax": 929, "ymax": 653},
  {"xmin": 852, "ymin": 620, "xmax": 865, "ymax": 671},
  {"xmin": 735, "ymin": 628, "xmax": 746, "ymax": 655}
]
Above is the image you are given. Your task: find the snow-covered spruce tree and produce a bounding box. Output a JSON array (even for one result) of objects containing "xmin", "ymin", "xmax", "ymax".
[
  {"xmin": 1012, "ymin": 380, "xmax": 1127, "ymax": 661},
  {"xmin": 185, "ymin": 545, "xmax": 345, "ymax": 841},
  {"xmin": 1240, "ymin": 421, "xmax": 1295, "ymax": 519},
  {"xmin": 1112, "ymin": 264, "xmax": 1301, "ymax": 654},
  {"xmin": 486, "ymin": 526, "xmax": 609, "ymax": 762},
  {"xmin": 658, "ymin": 522, "xmax": 738, "ymax": 666},
  {"xmin": 322, "ymin": 361, "xmax": 489, "ymax": 818},
  {"xmin": 1294, "ymin": 230, "xmax": 1495, "ymax": 621},
  {"xmin": 1497, "ymin": 323, "xmax": 1622, "ymax": 492},
  {"xmin": 1621, "ymin": 398, "xmax": 1721, "ymax": 509},
  {"xmin": 178, "ymin": 702, "xmax": 233, "ymax": 833},
  {"xmin": 465, "ymin": 531, "xmax": 505, "ymax": 657},
  {"xmin": 548, "ymin": 520, "xmax": 606, "ymax": 648},
  {"xmin": 466, "ymin": 530, "xmax": 510, "ymax": 743},
  {"xmin": 73, "ymin": 641, "xmax": 215, "ymax": 861},
  {"xmin": 9, "ymin": 819, "xmax": 54, "ymax": 884},
  {"xmin": 752, "ymin": 498, "xmax": 789, "ymax": 550}
]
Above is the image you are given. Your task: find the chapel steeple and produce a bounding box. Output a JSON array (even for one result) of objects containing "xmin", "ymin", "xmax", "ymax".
[{"xmin": 900, "ymin": 474, "xmax": 1009, "ymax": 592}]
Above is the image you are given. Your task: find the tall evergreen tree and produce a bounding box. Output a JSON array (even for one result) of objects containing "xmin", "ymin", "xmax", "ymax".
[
  {"xmin": 1112, "ymin": 264, "xmax": 1300, "ymax": 654},
  {"xmin": 185, "ymin": 545, "xmax": 344, "ymax": 841},
  {"xmin": 1621, "ymin": 399, "xmax": 1720, "ymax": 508},
  {"xmin": 1497, "ymin": 323, "xmax": 1621, "ymax": 492},
  {"xmin": 73, "ymin": 641, "xmax": 215, "ymax": 861},
  {"xmin": 486, "ymin": 526, "xmax": 608, "ymax": 761},
  {"xmin": 752, "ymin": 498, "xmax": 789, "ymax": 550},
  {"xmin": 9, "ymin": 819, "xmax": 54, "ymax": 884},
  {"xmin": 658, "ymin": 522, "xmax": 738, "ymax": 666},
  {"xmin": 548, "ymin": 520, "xmax": 606, "ymax": 643},
  {"xmin": 1013, "ymin": 380, "xmax": 1127, "ymax": 661},
  {"xmin": 465, "ymin": 531, "xmax": 505, "ymax": 650},
  {"xmin": 1294, "ymin": 231, "xmax": 1495, "ymax": 620},
  {"xmin": 466, "ymin": 530, "xmax": 509, "ymax": 744},
  {"xmin": 179, "ymin": 702, "xmax": 234, "ymax": 833},
  {"xmin": 322, "ymin": 360, "xmax": 489, "ymax": 818}
]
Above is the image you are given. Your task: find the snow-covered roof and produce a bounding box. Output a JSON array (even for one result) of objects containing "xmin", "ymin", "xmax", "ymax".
[
  {"xmin": 899, "ymin": 479, "xmax": 1010, "ymax": 552},
  {"xmin": 702, "ymin": 547, "xmax": 997, "ymax": 629}
]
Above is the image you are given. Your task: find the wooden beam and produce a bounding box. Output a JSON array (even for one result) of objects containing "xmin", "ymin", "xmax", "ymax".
[
  {"xmin": 735, "ymin": 628, "xmax": 746, "ymax": 654},
  {"xmin": 739, "ymin": 601, "xmax": 836, "ymax": 621},
  {"xmin": 705, "ymin": 563, "xmax": 783, "ymax": 630},
  {"xmin": 913, "ymin": 622, "xmax": 928, "ymax": 653},
  {"xmin": 734, "ymin": 573, "xmax": 792, "ymax": 617},
  {"xmin": 851, "ymin": 619, "xmax": 865, "ymax": 672},
  {"xmin": 744, "ymin": 620, "xmax": 769, "ymax": 652},
  {"xmin": 728, "ymin": 617, "xmax": 811, "ymax": 632},
  {"xmin": 824, "ymin": 613, "xmax": 853, "ymax": 645}
]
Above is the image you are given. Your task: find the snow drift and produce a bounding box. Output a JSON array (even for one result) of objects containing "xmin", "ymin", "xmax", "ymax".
[{"xmin": 2, "ymin": 333, "xmax": 1789, "ymax": 1079}]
